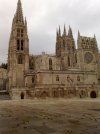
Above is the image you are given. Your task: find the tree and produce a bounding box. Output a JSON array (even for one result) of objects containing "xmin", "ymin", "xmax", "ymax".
[{"xmin": 0, "ymin": 63, "xmax": 7, "ymax": 69}]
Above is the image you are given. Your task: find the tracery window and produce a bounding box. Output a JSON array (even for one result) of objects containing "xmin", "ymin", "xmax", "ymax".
[
  {"xmin": 17, "ymin": 40, "xmax": 20, "ymax": 50},
  {"xmin": 49, "ymin": 58, "xmax": 52, "ymax": 70},
  {"xmin": 56, "ymin": 75, "xmax": 59, "ymax": 81},
  {"xmin": 18, "ymin": 55, "xmax": 23, "ymax": 64},
  {"xmin": 68, "ymin": 56, "xmax": 70, "ymax": 66},
  {"xmin": 21, "ymin": 40, "xmax": 24, "ymax": 50},
  {"xmin": 75, "ymin": 54, "xmax": 77, "ymax": 63},
  {"xmin": 32, "ymin": 77, "xmax": 35, "ymax": 83}
]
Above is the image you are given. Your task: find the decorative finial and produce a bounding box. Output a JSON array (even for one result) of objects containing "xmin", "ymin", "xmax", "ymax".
[
  {"xmin": 59, "ymin": 25, "xmax": 61, "ymax": 36},
  {"xmin": 78, "ymin": 30, "xmax": 80, "ymax": 37},
  {"xmin": 63, "ymin": 24, "xmax": 66, "ymax": 36},
  {"xmin": 68, "ymin": 25, "xmax": 73, "ymax": 37},
  {"xmin": 15, "ymin": 0, "xmax": 24, "ymax": 23}
]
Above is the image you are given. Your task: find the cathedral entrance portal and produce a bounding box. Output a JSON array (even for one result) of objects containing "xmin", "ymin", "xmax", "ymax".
[
  {"xmin": 53, "ymin": 90, "xmax": 59, "ymax": 98},
  {"xmin": 40, "ymin": 91, "xmax": 49, "ymax": 99},
  {"xmin": 90, "ymin": 91, "xmax": 97, "ymax": 98}
]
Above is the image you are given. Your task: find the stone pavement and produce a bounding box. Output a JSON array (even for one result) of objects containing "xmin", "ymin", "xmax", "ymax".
[{"xmin": 0, "ymin": 99, "xmax": 100, "ymax": 134}]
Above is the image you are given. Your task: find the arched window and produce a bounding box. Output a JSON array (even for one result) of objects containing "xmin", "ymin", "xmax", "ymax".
[
  {"xmin": 21, "ymin": 92, "xmax": 24, "ymax": 99},
  {"xmin": 21, "ymin": 40, "xmax": 24, "ymax": 50},
  {"xmin": 17, "ymin": 29, "xmax": 20, "ymax": 37},
  {"xmin": 75, "ymin": 54, "xmax": 77, "ymax": 63},
  {"xmin": 17, "ymin": 40, "xmax": 20, "ymax": 50},
  {"xmin": 63, "ymin": 40, "xmax": 65, "ymax": 47},
  {"xmin": 77, "ymin": 75, "xmax": 80, "ymax": 82},
  {"xmin": 49, "ymin": 58, "xmax": 52, "ymax": 70},
  {"xmin": 21, "ymin": 29, "xmax": 24, "ymax": 37},
  {"xmin": 56, "ymin": 75, "xmax": 59, "ymax": 81},
  {"xmin": 18, "ymin": 55, "xmax": 23, "ymax": 64},
  {"xmin": 32, "ymin": 77, "xmax": 35, "ymax": 83},
  {"xmin": 68, "ymin": 56, "xmax": 70, "ymax": 66}
]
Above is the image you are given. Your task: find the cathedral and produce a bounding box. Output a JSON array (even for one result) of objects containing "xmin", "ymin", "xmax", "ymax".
[{"xmin": 4, "ymin": 0, "xmax": 100, "ymax": 99}]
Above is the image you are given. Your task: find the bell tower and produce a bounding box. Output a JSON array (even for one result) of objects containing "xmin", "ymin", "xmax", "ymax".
[
  {"xmin": 8, "ymin": 0, "xmax": 29, "ymax": 89},
  {"xmin": 56, "ymin": 25, "xmax": 77, "ymax": 70}
]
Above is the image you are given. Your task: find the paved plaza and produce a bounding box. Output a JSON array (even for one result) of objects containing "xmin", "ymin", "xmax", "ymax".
[{"xmin": 0, "ymin": 99, "xmax": 100, "ymax": 134}]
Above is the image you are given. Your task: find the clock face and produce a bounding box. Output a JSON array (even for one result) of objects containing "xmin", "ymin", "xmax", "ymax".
[{"xmin": 84, "ymin": 52, "xmax": 93, "ymax": 63}]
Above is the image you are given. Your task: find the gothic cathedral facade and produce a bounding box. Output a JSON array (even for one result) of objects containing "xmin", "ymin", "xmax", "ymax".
[{"xmin": 7, "ymin": 0, "xmax": 100, "ymax": 99}]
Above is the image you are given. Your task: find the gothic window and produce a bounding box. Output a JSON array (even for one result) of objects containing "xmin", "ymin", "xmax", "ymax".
[
  {"xmin": 21, "ymin": 40, "xmax": 24, "ymax": 50},
  {"xmin": 77, "ymin": 75, "xmax": 80, "ymax": 81},
  {"xmin": 32, "ymin": 77, "xmax": 35, "ymax": 83},
  {"xmin": 67, "ymin": 44, "xmax": 70, "ymax": 50},
  {"xmin": 21, "ymin": 29, "xmax": 24, "ymax": 37},
  {"xmin": 75, "ymin": 54, "xmax": 77, "ymax": 63},
  {"xmin": 56, "ymin": 75, "xmax": 59, "ymax": 81},
  {"xmin": 49, "ymin": 58, "xmax": 52, "ymax": 70},
  {"xmin": 60, "ymin": 88, "xmax": 64, "ymax": 97},
  {"xmin": 29, "ymin": 61, "xmax": 34, "ymax": 69},
  {"xmin": 63, "ymin": 40, "xmax": 65, "ymax": 46},
  {"xmin": 68, "ymin": 56, "xmax": 70, "ymax": 66},
  {"xmin": 21, "ymin": 29, "xmax": 23, "ymax": 33},
  {"xmin": 67, "ymin": 75, "xmax": 70, "ymax": 82},
  {"xmin": 18, "ymin": 55, "xmax": 23, "ymax": 64},
  {"xmin": 17, "ymin": 40, "xmax": 20, "ymax": 50},
  {"xmin": 17, "ymin": 29, "xmax": 20, "ymax": 37},
  {"xmin": 17, "ymin": 29, "xmax": 24, "ymax": 37}
]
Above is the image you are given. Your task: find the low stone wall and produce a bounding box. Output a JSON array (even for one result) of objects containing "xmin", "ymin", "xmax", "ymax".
[{"xmin": 9, "ymin": 85, "xmax": 100, "ymax": 100}]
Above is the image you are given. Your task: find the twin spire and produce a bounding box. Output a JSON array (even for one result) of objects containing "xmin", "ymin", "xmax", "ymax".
[
  {"xmin": 14, "ymin": 0, "xmax": 96, "ymax": 42},
  {"xmin": 57, "ymin": 25, "xmax": 73, "ymax": 37}
]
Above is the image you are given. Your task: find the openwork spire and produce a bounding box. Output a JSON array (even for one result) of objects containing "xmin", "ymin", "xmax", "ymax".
[
  {"xmin": 15, "ymin": 0, "xmax": 24, "ymax": 23},
  {"xmin": 94, "ymin": 34, "xmax": 98, "ymax": 49},
  {"xmin": 78, "ymin": 30, "xmax": 80, "ymax": 39},
  {"xmin": 78, "ymin": 30, "xmax": 80, "ymax": 37},
  {"xmin": 25, "ymin": 17, "xmax": 28, "ymax": 33},
  {"xmin": 63, "ymin": 24, "xmax": 66, "ymax": 36},
  {"xmin": 59, "ymin": 26, "xmax": 61, "ymax": 36},
  {"xmin": 68, "ymin": 26, "xmax": 73, "ymax": 37}
]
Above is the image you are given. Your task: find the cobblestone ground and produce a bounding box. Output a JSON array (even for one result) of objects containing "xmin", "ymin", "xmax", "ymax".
[{"xmin": 0, "ymin": 98, "xmax": 100, "ymax": 134}]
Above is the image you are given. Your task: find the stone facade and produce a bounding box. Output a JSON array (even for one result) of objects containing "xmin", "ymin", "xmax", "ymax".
[
  {"xmin": 0, "ymin": 68, "xmax": 7, "ymax": 90},
  {"xmin": 6, "ymin": 0, "xmax": 100, "ymax": 99}
]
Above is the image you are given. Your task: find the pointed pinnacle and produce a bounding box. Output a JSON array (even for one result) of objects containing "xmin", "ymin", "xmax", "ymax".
[
  {"xmin": 18, "ymin": 0, "xmax": 21, "ymax": 4},
  {"xmin": 68, "ymin": 25, "xmax": 73, "ymax": 37},
  {"xmin": 78, "ymin": 30, "xmax": 80, "ymax": 37},
  {"xmin": 94, "ymin": 34, "xmax": 96, "ymax": 39},
  {"xmin": 59, "ymin": 26, "xmax": 61, "ymax": 36},
  {"xmin": 63, "ymin": 24, "xmax": 66, "ymax": 36},
  {"xmin": 94, "ymin": 34, "xmax": 97, "ymax": 43},
  {"xmin": 25, "ymin": 17, "xmax": 27, "ymax": 24},
  {"xmin": 15, "ymin": 0, "xmax": 24, "ymax": 23}
]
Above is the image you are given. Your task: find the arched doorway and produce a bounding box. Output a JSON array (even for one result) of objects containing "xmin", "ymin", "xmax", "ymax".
[
  {"xmin": 21, "ymin": 92, "xmax": 24, "ymax": 99},
  {"xmin": 53, "ymin": 90, "xmax": 59, "ymax": 98},
  {"xmin": 40, "ymin": 91, "xmax": 49, "ymax": 99},
  {"xmin": 60, "ymin": 89, "xmax": 64, "ymax": 97},
  {"xmin": 80, "ymin": 90, "xmax": 87, "ymax": 98},
  {"xmin": 90, "ymin": 91, "xmax": 97, "ymax": 98}
]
